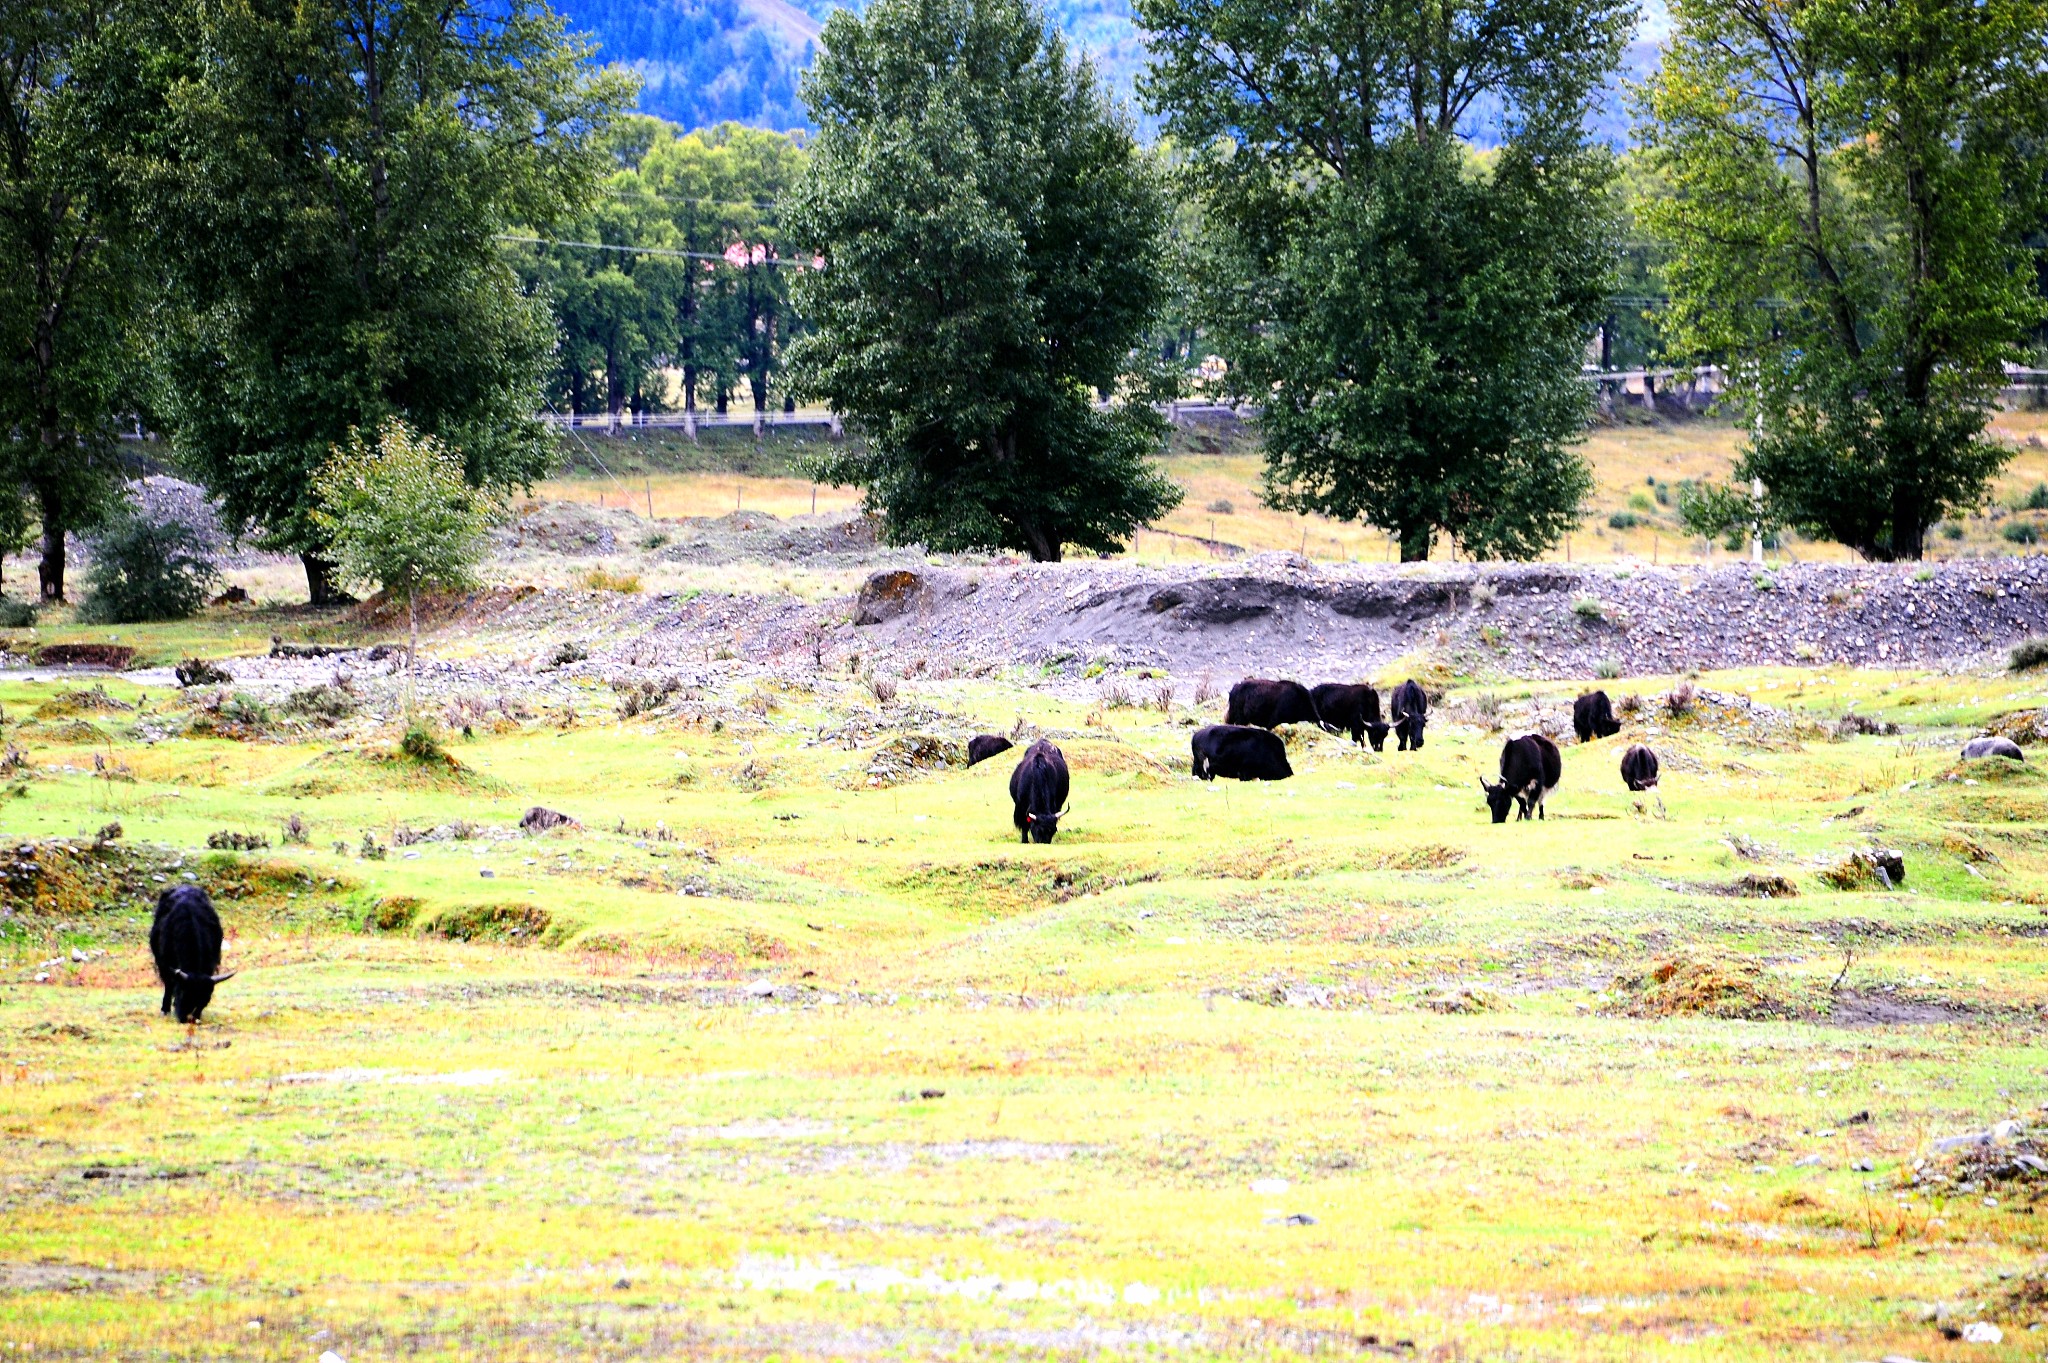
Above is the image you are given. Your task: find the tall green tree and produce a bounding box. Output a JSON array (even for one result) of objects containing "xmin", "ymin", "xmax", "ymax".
[
  {"xmin": 786, "ymin": 0, "xmax": 1180, "ymax": 561},
  {"xmin": 141, "ymin": 0, "xmax": 633, "ymax": 603},
  {"xmin": 1641, "ymin": 0, "xmax": 2048, "ymax": 560},
  {"xmin": 0, "ymin": 0, "xmax": 143, "ymax": 601},
  {"xmin": 1140, "ymin": 0, "xmax": 1632, "ymax": 561}
]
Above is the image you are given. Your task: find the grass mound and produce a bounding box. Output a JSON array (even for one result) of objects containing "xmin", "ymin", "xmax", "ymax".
[
  {"xmin": 1421, "ymin": 986, "xmax": 1503, "ymax": 1014},
  {"xmin": 1610, "ymin": 956, "xmax": 1792, "ymax": 1020},
  {"xmin": 0, "ymin": 839, "xmax": 185, "ymax": 916},
  {"xmin": 1375, "ymin": 843, "xmax": 1466, "ymax": 871},
  {"xmin": 33, "ymin": 685, "xmax": 134, "ymax": 718},
  {"xmin": 422, "ymin": 901, "xmax": 553, "ymax": 943},
  {"xmin": 1818, "ymin": 848, "xmax": 1906, "ymax": 890}
]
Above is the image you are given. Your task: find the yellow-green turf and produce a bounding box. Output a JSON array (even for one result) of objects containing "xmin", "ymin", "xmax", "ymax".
[{"xmin": 3, "ymin": 646, "xmax": 2047, "ymax": 1359}]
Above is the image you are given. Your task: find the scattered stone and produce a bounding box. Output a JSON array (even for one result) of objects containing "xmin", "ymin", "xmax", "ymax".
[
  {"xmin": 519, "ymin": 806, "xmax": 581, "ymax": 833},
  {"xmin": 1961, "ymin": 736, "xmax": 2026, "ymax": 761}
]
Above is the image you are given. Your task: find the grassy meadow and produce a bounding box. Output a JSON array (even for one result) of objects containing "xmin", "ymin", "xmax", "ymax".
[{"xmin": 4, "ymin": 626, "xmax": 2048, "ymax": 1358}]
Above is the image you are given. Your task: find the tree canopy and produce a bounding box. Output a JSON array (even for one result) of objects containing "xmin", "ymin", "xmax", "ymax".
[
  {"xmin": 138, "ymin": 0, "xmax": 633, "ymax": 602},
  {"xmin": 1641, "ymin": 0, "xmax": 2048, "ymax": 560},
  {"xmin": 1140, "ymin": 0, "xmax": 1633, "ymax": 561},
  {"xmin": 785, "ymin": 0, "xmax": 1180, "ymax": 561}
]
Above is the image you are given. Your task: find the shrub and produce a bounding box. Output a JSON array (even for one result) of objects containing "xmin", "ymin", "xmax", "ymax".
[
  {"xmin": 1572, "ymin": 595, "xmax": 1605, "ymax": 622},
  {"xmin": 1940, "ymin": 521, "xmax": 1965, "ymax": 541},
  {"xmin": 579, "ymin": 567, "xmax": 642, "ymax": 593},
  {"xmin": 1204, "ymin": 498, "xmax": 1235, "ymax": 515},
  {"xmin": 1627, "ymin": 490, "xmax": 1654, "ymax": 513},
  {"xmin": 1595, "ymin": 658, "xmax": 1621, "ymax": 680},
  {"xmin": 400, "ymin": 721, "xmax": 445, "ymax": 764},
  {"xmin": 283, "ymin": 685, "xmax": 357, "ymax": 720},
  {"xmin": 2025, "ymin": 482, "xmax": 2048, "ymax": 511},
  {"xmin": 1665, "ymin": 681, "xmax": 1696, "ymax": 717},
  {"xmin": 0, "ymin": 596, "xmax": 35, "ymax": 628},
  {"xmin": 1607, "ymin": 511, "xmax": 1643, "ymax": 530},
  {"xmin": 2001, "ymin": 519, "xmax": 2040, "ymax": 545},
  {"xmin": 866, "ymin": 671, "xmax": 898, "ymax": 704},
  {"xmin": 77, "ymin": 507, "xmax": 220, "ymax": 623},
  {"xmin": 1469, "ymin": 582, "xmax": 1496, "ymax": 609},
  {"xmin": 2010, "ymin": 636, "xmax": 2048, "ymax": 672}
]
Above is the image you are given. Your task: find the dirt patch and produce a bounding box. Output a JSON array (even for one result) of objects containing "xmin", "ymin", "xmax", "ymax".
[
  {"xmin": 1823, "ymin": 991, "xmax": 1972, "ymax": 1027},
  {"xmin": 0, "ymin": 1263, "xmax": 166, "ymax": 1294},
  {"xmin": 1375, "ymin": 843, "xmax": 1466, "ymax": 871},
  {"xmin": 1990, "ymin": 1267, "xmax": 2048, "ymax": 1326},
  {"xmin": 1609, "ymin": 957, "xmax": 1795, "ymax": 1020},
  {"xmin": 35, "ymin": 644, "xmax": 134, "ymax": 669}
]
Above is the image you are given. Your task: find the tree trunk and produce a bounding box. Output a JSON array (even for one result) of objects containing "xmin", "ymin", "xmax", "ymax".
[
  {"xmin": 304, "ymin": 552, "xmax": 348, "ymax": 607},
  {"xmin": 1023, "ymin": 523, "xmax": 1061, "ymax": 562},
  {"xmin": 37, "ymin": 522, "xmax": 66, "ymax": 604},
  {"xmin": 1398, "ymin": 524, "xmax": 1432, "ymax": 563}
]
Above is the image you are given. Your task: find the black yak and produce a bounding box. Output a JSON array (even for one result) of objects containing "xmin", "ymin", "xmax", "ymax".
[
  {"xmin": 1310, "ymin": 684, "xmax": 1388, "ymax": 749},
  {"xmin": 967, "ymin": 734, "xmax": 1014, "ymax": 767},
  {"xmin": 1481, "ymin": 734, "xmax": 1562, "ymax": 823},
  {"xmin": 1191, "ymin": 725, "xmax": 1294, "ymax": 781},
  {"xmin": 1225, "ymin": 678, "xmax": 1324, "ymax": 731},
  {"xmin": 1620, "ymin": 744, "xmax": 1661, "ymax": 791},
  {"xmin": 1573, "ymin": 690, "xmax": 1621, "ymax": 742},
  {"xmin": 150, "ymin": 884, "xmax": 234, "ymax": 1023},
  {"xmin": 1009, "ymin": 739, "xmax": 1070, "ymax": 844},
  {"xmin": 1389, "ymin": 680, "xmax": 1428, "ymax": 751}
]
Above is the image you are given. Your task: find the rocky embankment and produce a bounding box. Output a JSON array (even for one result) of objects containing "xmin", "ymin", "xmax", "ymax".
[{"xmin": 828, "ymin": 554, "xmax": 2048, "ymax": 680}]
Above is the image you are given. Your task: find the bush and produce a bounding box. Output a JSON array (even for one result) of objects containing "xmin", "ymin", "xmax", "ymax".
[
  {"xmin": 1607, "ymin": 511, "xmax": 1643, "ymax": 530},
  {"xmin": 282, "ymin": 684, "xmax": 357, "ymax": 720},
  {"xmin": 2024, "ymin": 482, "xmax": 2048, "ymax": 511},
  {"xmin": 579, "ymin": 567, "xmax": 641, "ymax": 593},
  {"xmin": 76, "ymin": 508, "xmax": 219, "ymax": 623},
  {"xmin": 1627, "ymin": 490, "xmax": 1654, "ymax": 513},
  {"xmin": 1595, "ymin": 658, "xmax": 1621, "ymax": 680},
  {"xmin": 400, "ymin": 722, "xmax": 445, "ymax": 764},
  {"xmin": 0, "ymin": 596, "xmax": 36, "ymax": 628},
  {"xmin": 1940, "ymin": 521, "xmax": 1965, "ymax": 541},
  {"xmin": 2001, "ymin": 519, "xmax": 2040, "ymax": 545},
  {"xmin": 1572, "ymin": 596, "xmax": 1605, "ymax": 621},
  {"xmin": 2010, "ymin": 636, "xmax": 2048, "ymax": 672},
  {"xmin": 1204, "ymin": 498, "xmax": 1235, "ymax": 515}
]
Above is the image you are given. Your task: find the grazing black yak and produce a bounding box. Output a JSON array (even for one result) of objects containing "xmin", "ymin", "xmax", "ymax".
[
  {"xmin": 1573, "ymin": 690, "xmax": 1621, "ymax": 742},
  {"xmin": 1310, "ymin": 683, "xmax": 1388, "ymax": 749},
  {"xmin": 966, "ymin": 734, "xmax": 1014, "ymax": 767},
  {"xmin": 150, "ymin": 885, "xmax": 234, "ymax": 1023},
  {"xmin": 1191, "ymin": 725, "xmax": 1293, "ymax": 781},
  {"xmin": 1480, "ymin": 734, "xmax": 1562, "ymax": 823},
  {"xmin": 1620, "ymin": 745, "xmax": 1660, "ymax": 792},
  {"xmin": 1009, "ymin": 740, "xmax": 1070, "ymax": 844},
  {"xmin": 1389, "ymin": 680, "xmax": 1428, "ymax": 751},
  {"xmin": 1225, "ymin": 679, "xmax": 1323, "ymax": 731}
]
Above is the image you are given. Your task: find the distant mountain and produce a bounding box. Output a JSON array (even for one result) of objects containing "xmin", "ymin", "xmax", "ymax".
[{"xmin": 553, "ymin": 0, "xmax": 1668, "ymax": 140}]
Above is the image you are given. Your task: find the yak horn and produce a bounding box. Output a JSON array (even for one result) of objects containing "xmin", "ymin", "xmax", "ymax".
[
  {"xmin": 209, "ymin": 971, "xmax": 236, "ymax": 983},
  {"xmin": 172, "ymin": 968, "xmax": 190, "ymax": 979}
]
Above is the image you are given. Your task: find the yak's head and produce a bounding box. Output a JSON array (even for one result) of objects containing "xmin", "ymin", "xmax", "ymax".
[
  {"xmin": 170, "ymin": 967, "xmax": 235, "ymax": 1023},
  {"xmin": 1365, "ymin": 722, "xmax": 1390, "ymax": 752},
  {"xmin": 1478, "ymin": 778, "xmax": 1516, "ymax": 824},
  {"xmin": 1397, "ymin": 715, "xmax": 1425, "ymax": 749},
  {"xmin": 1024, "ymin": 805, "xmax": 1067, "ymax": 844}
]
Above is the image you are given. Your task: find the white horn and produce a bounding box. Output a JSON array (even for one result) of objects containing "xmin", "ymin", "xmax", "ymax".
[{"xmin": 172, "ymin": 968, "xmax": 191, "ymax": 979}]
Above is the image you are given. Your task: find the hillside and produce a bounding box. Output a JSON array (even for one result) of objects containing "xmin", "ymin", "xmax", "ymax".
[{"xmin": 554, "ymin": 0, "xmax": 1668, "ymax": 137}]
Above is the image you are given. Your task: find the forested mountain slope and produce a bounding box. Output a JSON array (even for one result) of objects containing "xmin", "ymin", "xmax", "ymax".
[{"xmin": 555, "ymin": 0, "xmax": 1667, "ymax": 137}]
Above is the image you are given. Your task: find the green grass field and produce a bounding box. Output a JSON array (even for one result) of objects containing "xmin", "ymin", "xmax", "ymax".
[{"xmin": 4, "ymin": 621, "xmax": 2048, "ymax": 1359}]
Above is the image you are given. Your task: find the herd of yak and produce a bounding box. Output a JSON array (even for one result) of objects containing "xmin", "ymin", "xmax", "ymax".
[
  {"xmin": 144, "ymin": 675, "xmax": 2030, "ymax": 1026},
  {"xmin": 980, "ymin": 677, "xmax": 1666, "ymax": 846}
]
